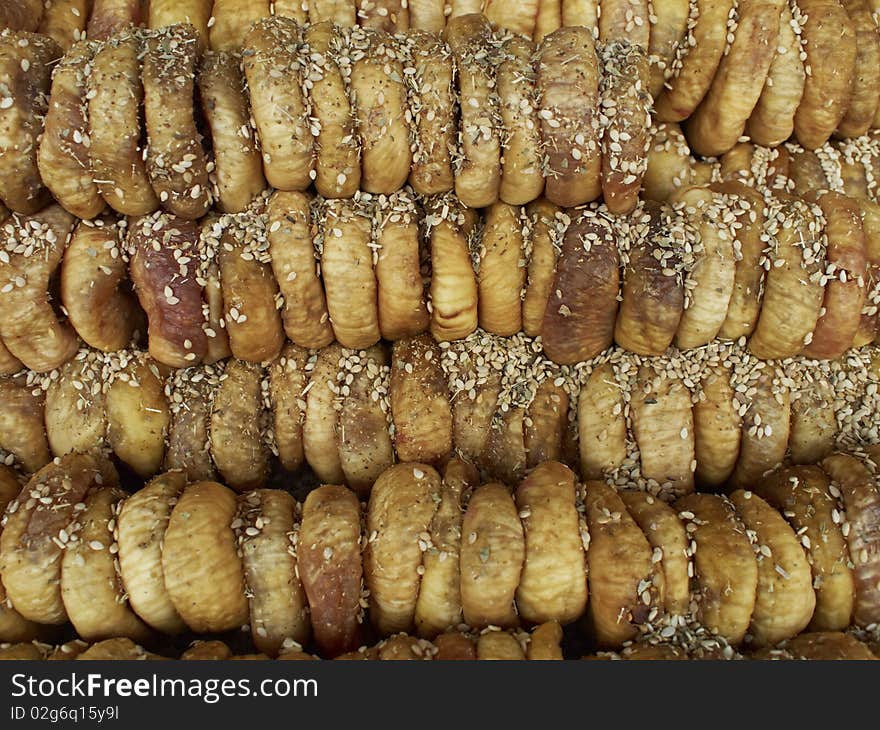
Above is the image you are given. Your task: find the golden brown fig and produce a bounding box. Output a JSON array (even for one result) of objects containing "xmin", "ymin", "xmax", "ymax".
[
  {"xmin": 238, "ymin": 489, "xmax": 310, "ymax": 656},
  {"xmin": 37, "ymin": 40, "xmax": 104, "ymax": 219},
  {"xmin": 460, "ymin": 483, "xmax": 525, "ymax": 630},
  {"xmin": 427, "ymin": 197, "xmax": 478, "ymax": 342},
  {"xmin": 536, "ymin": 26, "xmax": 602, "ymax": 206},
  {"xmin": 0, "ymin": 31, "xmax": 59, "ymax": 214},
  {"xmin": 390, "ymin": 335, "xmax": 452, "ymax": 464},
  {"xmin": 478, "ymin": 202, "xmax": 526, "ymax": 337},
  {"xmin": 209, "ymin": 359, "xmax": 269, "ymax": 492},
  {"xmin": 303, "ymin": 22, "xmax": 361, "ymax": 199},
  {"xmin": 365, "ymin": 464, "xmax": 440, "ymax": 635},
  {"xmin": 217, "ymin": 215, "xmax": 284, "ymax": 363},
  {"xmin": 116, "ymin": 470, "xmax": 189, "ymax": 634},
  {"xmin": 792, "ymin": 0, "xmax": 857, "ymax": 149},
  {"xmin": 496, "ymin": 35, "xmax": 544, "ymax": 206},
  {"xmin": 148, "ymin": 1, "xmax": 212, "ymax": 50},
  {"xmin": 515, "ymin": 462, "xmax": 588, "ymax": 625},
  {"xmin": 835, "ymin": 0, "xmax": 880, "ymax": 137},
  {"xmin": 802, "ymin": 191, "xmax": 867, "ymax": 360},
  {"xmin": 541, "ymin": 207, "xmax": 618, "ymax": 364},
  {"xmin": 444, "ymin": 14, "xmax": 502, "ymax": 208},
  {"xmin": 297, "ymin": 485, "xmax": 364, "ymax": 658},
  {"xmin": 674, "ymin": 493, "xmax": 758, "ymax": 645},
  {"xmin": 266, "ymin": 191, "xmax": 335, "ymax": 350},
  {"xmin": 266, "ymin": 344, "xmax": 309, "ymax": 474},
  {"xmin": 320, "ymin": 196, "xmax": 381, "ymax": 349},
  {"xmin": 599, "ymin": 41, "xmax": 652, "ymax": 215},
  {"xmin": 87, "ymin": 32, "xmax": 159, "ymax": 216},
  {"xmin": 583, "ymin": 480, "xmax": 660, "ymax": 648},
  {"xmin": 162, "ymin": 481, "xmax": 249, "ymax": 633},
  {"xmin": 198, "ymin": 51, "xmax": 266, "ymax": 214},
  {"xmin": 374, "ymin": 190, "xmax": 429, "ymax": 340},
  {"xmin": 406, "ymin": 30, "xmax": 455, "ymax": 197},
  {"xmin": 105, "ymin": 352, "xmax": 170, "ymax": 478},
  {"xmin": 0, "ymin": 205, "xmax": 79, "ymax": 373},
  {"xmin": 128, "ymin": 213, "xmax": 207, "ymax": 368},
  {"xmin": 61, "ymin": 218, "xmax": 141, "ymax": 352},
  {"xmin": 620, "ymin": 490, "xmax": 691, "ymax": 616},
  {"xmin": 0, "ymin": 372, "xmax": 51, "ymax": 474},
  {"xmin": 142, "ymin": 24, "xmax": 211, "ymax": 219},
  {"xmin": 349, "ymin": 27, "xmax": 412, "ymax": 194},
  {"xmin": 242, "ymin": 17, "xmax": 314, "ymax": 190}
]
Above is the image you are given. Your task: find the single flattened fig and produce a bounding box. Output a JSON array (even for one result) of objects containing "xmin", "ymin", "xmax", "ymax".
[
  {"xmin": 390, "ymin": 334, "xmax": 452, "ymax": 464},
  {"xmin": 444, "ymin": 14, "xmax": 502, "ymax": 207},
  {"xmin": 577, "ymin": 362, "xmax": 627, "ymax": 480},
  {"xmin": 209, "ymin": 359, "xmax": 269, "ymax": 492},
  {"xmin": 198, "ymin": 51, "xmax": 266, "ymax": 214},
  {"xmin": 242, "ymin": 17, "xmax": 314, "ymax": 191},
  {"xmin": 614, "ymin": 201, "xmax": 686, "ymax": 355},
  {"xmin": 142, "ymin": 24, "xmax": 211, "ymax": 219},
  {"xmin": 427, "ymin": 196, "xmax": 479, "ymax": 342},
  {"xmin": 303, "ymin": 22, "xmax": 361, "ymax": 199},
  {"xmin": 496, "ymin": 35, "xmax": 544, "ymax": 206},
  {"xmin": 0, "ymin": 31, "xmax": 60, "ymax": 214},
  {"xmin": 674, "ymin": 493, "xmax": 758, "ymax": 645},
  {"xmin": 460, "ymin": 483, "xmax": 525, "ymax": 630},
  {"xmin": 61, "ymin": 218, "xmax": 142, "ymax": 352},
  {"xmin": 0, "ymin": 205, "xmax": 79, "ymax": 373},
  {"xmin": 105, "ymin": 352, "xmax": 170, "ymax": 478},
  {"xmin": 541, "ymin": 206, "xmax": 619, "ymax": 364},
  {"xmin": 238, "ymin": 489, "xmax": 310, "ymax": 656},
  {"xmin": 365, "ymin": 464, "xmax": 441, "ymax": 635},
  {"xmin": 374, "ymin": 189, "xmax": 429, "ymax": 340},
  {"xmin": 116, "ymin": 470, "xmax": 189, "ymax": 634},
  {"xmin": 319, "ymin": 196, "xmax": 381, "ymax": 349},
  {"xmin": 87, "ymin": 32, "xmax": 159, "ymax": 216},
  {"xmin": 583, "ymin": 480, "xmax": 661, "ymax": 648},
  {"xmin": 478, "ymin": 202, "xmax": 527, "ymax": 337},
  {"xmin": 792, "ymin": 0, "xmax": 857, "ymax": 149},
  {"xmin": 37, "ymin": 40, "xmax": 104, "ymax": 219},
  {"xmin": 349, "ymin": 27, "xmax": 412, "ymax": 194},
  {"xmin": 266, "ymin": 191, "xmax": 335, "ymax": 350},
  {"xmin": 0, "ymin": 373, "xmax": 49, "ymax": 475},
  {"xmin": 515, "ymin": 461, "xmax": 588, "ymax": 625},
  {"xmin": 537, "ymin": 26, "xmax": 602, "ymax": 206},
  {"xmin": 297, "ymin": 485, "xmax": 364, "ymax": 658},
  {"xmin": 405, "ymin": 30, "xmax": 455, "ymax": 197},
  {"xmin": 128, "ymin": 213, "xmax": 208, "ymax": 369},
  {"xmin": 162, "ymin": 481, "xmax": 250, "ymax": 633}
]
